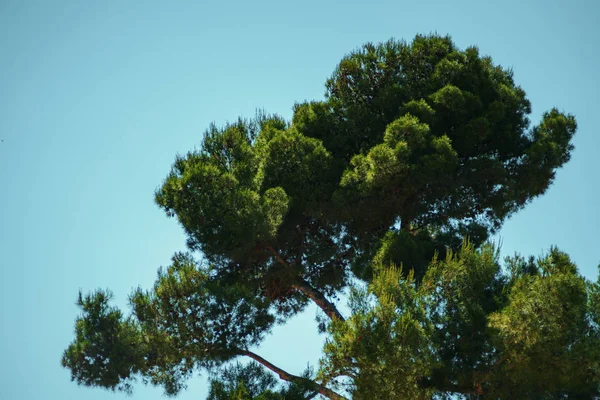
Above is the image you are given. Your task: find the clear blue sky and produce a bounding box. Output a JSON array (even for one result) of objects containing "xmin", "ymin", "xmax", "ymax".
[{"xmin": 1, "ymin": 1, "xmax": 598, "ymax": 399}]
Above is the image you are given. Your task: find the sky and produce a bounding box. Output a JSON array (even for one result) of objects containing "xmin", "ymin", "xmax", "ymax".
[{"xmin": 0, "ymin": 0, "xmax": 598, "ymax": 399}]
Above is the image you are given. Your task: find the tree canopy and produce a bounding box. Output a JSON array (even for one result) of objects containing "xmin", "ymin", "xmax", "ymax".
[
  {"xmin": 62, "ymin": 34, "xmax": 586, "ymax": 399},
  {"xmin": 320, "ymin": 243, "xmax": 600, "ymax": 398}
]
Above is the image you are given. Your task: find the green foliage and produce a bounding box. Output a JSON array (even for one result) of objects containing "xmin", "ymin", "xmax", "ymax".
[
  {"xmin": 61, "ymin": 290, "xmax": 146, "ymax": 394},
  {"xmin": 323, "ymin": 35, "xmax": 575, "ymax": 255},
  {"xmin": 207, "ymin": 362, "xmax": 280, "ymax": 400},
  {"xmin": 366, "ymin": 229, "xmax": 447, "ymax": 281},
  {"xmin": 63, "ymin": 254, "xmax": 276, "ymax": 396},
  {"xmin": 155, "ymin": 34, "xmax": 576, "ymax": 308},
  {"xmin": 155, "ymin": 121, "xmax": 290, "ymax": 261},
  {"xmin": 207, "ymin": 362, "xmax": 318, "ymax": 400},
  {"xmin": 320, "ymin": 267, "xmax": 433, "ymax": 399},
  {"xmin": 320, "ymin": 243, "xmax": 600, "ymax": 398},
  {"xmin": 419, "ymin": 243, "xmax": 504, "ymax": 395},
  {"xmin": 486, "ymin": 249, "xmax": 595, "ymax": 397}
]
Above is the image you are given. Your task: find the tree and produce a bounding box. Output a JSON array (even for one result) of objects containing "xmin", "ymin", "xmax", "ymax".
[
  {"xmin": 320, "ymin": 243, "xmax": 600, "ymax": 398},
  {"xmin": 62, "ymin": 34, "xmax": 578, "ymax": 398}
]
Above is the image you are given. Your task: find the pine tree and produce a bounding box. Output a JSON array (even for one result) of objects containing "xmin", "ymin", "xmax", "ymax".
[
  {"xmin": 62, "ymin": 34, "xmax": 579, "ymax": 399},
  {"xmin": 320, "ymin": 244, "xmax": 600, "ymax": 398}
]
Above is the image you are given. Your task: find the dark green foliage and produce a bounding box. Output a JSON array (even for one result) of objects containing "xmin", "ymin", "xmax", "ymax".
[
  {"xmin": 207, "ymin": 362, "xmax": 281, "ymax": 400},
  {"xmin": 61, "ymin": 290, "xmax": 146, "ymax": 394},
  {"xmin": 321, "ymin": 35, "xmax": 575, "ymax": 259},
  {"xmin": 367, "ymin": 229, "xmax": 447, "ymax": 281},
  {"xmin": 63, "ymin": 254, "xmax": 277, "ymax": 396},
  {"xmin": 207, "ymin": 362, "xmax": 318, "ymax": 400},
  {"xmin": 156, "ymin": 34, "xmax": 575, "ymax": 311}
]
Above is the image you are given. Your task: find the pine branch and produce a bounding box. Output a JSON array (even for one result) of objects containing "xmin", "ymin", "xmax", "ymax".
[
  {"xmin": 291, "ymin": 278, "xmax": 345, "ymax": 322},
  {"xmin": 266, "ymin": 245, "xmax": 345, "ymax": 321},
  {"xmin": 242, "ymin": 350, "xmax": 347, "ymax": 400}
]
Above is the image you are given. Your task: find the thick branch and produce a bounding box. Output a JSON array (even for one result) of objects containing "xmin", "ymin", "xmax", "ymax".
[
  {"xmin": 401, "ymin": 217, "xmax": 411, "ymax": 231},
  {"xmin": 243, "ymin": 350, "xmax": 347, "ymax": 400},
  {"xmin": 266, "ymin": 245, "xmax": 291, "ymax": 269},
  {"xmin": 266, "ymin": 245, "xmax": 345, "ymax": 322},
  {"xmin": 292, "ymin": 279, "xmax": 345, "ymax": 322},
  {"xmin": 471, "ymin": 354, "xmax": 507, "ymax": 395}
]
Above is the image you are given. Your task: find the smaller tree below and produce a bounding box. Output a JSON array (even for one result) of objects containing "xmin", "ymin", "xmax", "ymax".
[{"xmin": 320, "ymin": 243, "xmax": 600, "ymax": 399}]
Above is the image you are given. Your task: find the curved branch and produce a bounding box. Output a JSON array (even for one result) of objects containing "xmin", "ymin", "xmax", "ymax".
[
  {"xmin": 243, "ymin": 350, "xmax": 347, "ymax": 400},
  {"xmin": 266, "ymin": 245, "xmax": 345, "ymax": 322},
  {"xmin": 292, "ymin": 279, "xmax": 345, "ymax": 322}
]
